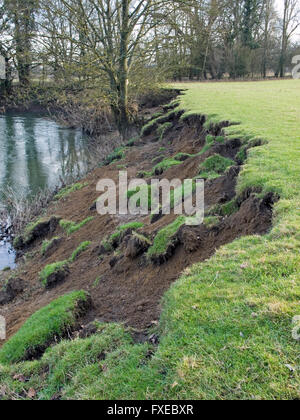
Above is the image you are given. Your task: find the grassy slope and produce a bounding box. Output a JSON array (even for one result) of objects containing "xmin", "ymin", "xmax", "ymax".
[
  {"xmin": 148, "ymin": 80, "xmax": 300, "ymax": 399},
  {"xmin": 1, "ymin": 80, "xmax": 299, "ymax": 400}
]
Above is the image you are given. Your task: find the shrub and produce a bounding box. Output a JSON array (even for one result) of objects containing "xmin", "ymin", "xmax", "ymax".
[{"xmin": 0, "ymin": 291, "xmax": 90, "ymax": 364}]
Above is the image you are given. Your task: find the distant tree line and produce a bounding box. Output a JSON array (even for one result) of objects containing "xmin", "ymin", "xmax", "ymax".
[{"xmin": 0, "ymin": 0, "xmax": 299, "ymax": 131}]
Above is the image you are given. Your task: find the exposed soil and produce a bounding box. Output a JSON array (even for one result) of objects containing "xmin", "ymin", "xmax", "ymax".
[{"xmin": 0, "ymin": 106, "xmax": 276, "ymax": 344}]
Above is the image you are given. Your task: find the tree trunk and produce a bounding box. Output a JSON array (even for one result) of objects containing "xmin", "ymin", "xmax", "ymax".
[
  {"xmin": 279, "ymin": 0, "xmax": 288, "ymax": 78},
  {"xmin": 113, "ymin": 0, "xmax": 130, "ymax": 136}
]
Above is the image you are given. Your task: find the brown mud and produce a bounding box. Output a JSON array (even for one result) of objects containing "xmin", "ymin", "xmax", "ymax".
[{"xmin": 0, "ymin": 105, "xmax": 276, "ymax": 344}]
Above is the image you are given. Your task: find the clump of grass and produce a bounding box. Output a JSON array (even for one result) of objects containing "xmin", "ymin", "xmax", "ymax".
[
  {"xmin": 157, "ymin": 122, "xmax": 172, "ymax": 140},
  {"xmin": 41, "ymin": 237, "xmax": 60, "ymax": 256},
  {"xmin": 13, "ymin": 216, "xmax": 61, "ymax": 249},
  {"xmin": 203, "ymin": 216, "xmax": 220, "ymax": 228},
  {"xmin": 126, "ymin": 137, "xmax": 139, "ymax": 147},
  {"xmin": 236, "ymin": 146, "xmax": 248, "ymax": 164},
  {"xmin": 221, "ymin": 200, "xmax": 238, "ymax": 217},
  {"xmin": 70, "ymin": 241, "xmax": 91, "ymax": 262},
  {"xmin": 54, "ymin": 183, "xmax": 88, "ymax": 200},
  {"xmin": 199, "ymin": 154, "xmax": 235, "ymax": 179},
  {"xmin": 60, "ymin": 217, "xmax": 94, "ymax": 235},
  {"xmin": 0, "ymin": 291, "xmax": 90, "ymax": 364},
  {"xmin": 39, "ymin": 261, "xmax": 69, "ymax": 287},
  {"xmin": 151, "ymin": 111, "xmax": 164, "ymax": 120},
  {"xmin": 207, "ymin": 199, "xmax": 239, "ymax": 218},
  {"xmin": 152, "ymin": 157, "xmax": 182, "ymax": 175},
  {"xmin": 92, "ymin": 276, "xmax": 102, "ymax": 288},
  {"xmin": 141, "ymin": 119, "xmax": 158, "ymax": 136},
  {"xmin": 216, "ymin": 136, "xmax": 225, "ymax": 143},
  {"xmin": 174, "ymin": 152, "xmax": 194, "ymax": 161},
  {"xmin": 104, "ymin": 147, "xmax": 126, "ymax": 166},
  {"xmin": 136, "ymin": 170, "xmax": 152, "ymax": 179},
  {"xmin": 152, "ymin": 154, "xmax": 165, "ymax": 164},
  {"xmin": 37, "ymin": 323, "xmax": 135, "ymax": 399},
  {"xmin": 108, "ymin": 222, "xmax": 144, "ymax": 246},
  {"xmin": 199, "ymin": 134, "xmax": 221, "ymax": 155},
  {"xmin": 141, "ymin": 110, "xmax": 177, "ymax": 137},
  {"xmin": 100, "ymin": 239, "xmax": 114, "ymax": 253},
  {"xmin": 132, "ymin": 231, "xmax": 152, "ymax": 246},
  {"xmin": 147, "ymin": 216, "xmax": 186, "ymax": 260},
  {"xmin": 13, "ymin": 235, "xmax": 24, "ymax": 249}
]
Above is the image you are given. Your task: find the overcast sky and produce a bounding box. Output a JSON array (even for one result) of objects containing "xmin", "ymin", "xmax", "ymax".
[
  {"xmin": 275, "ymin": 0, "xmax": 300, "ymax": 41},
  {"xmin": 275, "ymin": 0, "xmax": 284, "ymax": 15}
]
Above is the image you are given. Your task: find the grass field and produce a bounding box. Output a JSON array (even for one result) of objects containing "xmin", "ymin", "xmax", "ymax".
[{"xmin": 1, "ymin": 80, "xmax": 299, "ymax": 400}]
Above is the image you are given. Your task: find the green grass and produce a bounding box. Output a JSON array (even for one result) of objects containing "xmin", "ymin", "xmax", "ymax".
[
  {"xmin": 198, "ymin": 154, "xmax": 235, "ymax": 179},
  {"xmin": 157, "ymin": 122, "xmax": 172, "ymax": 140},
  {"xmin": 199, "ymin": 134, "xmax": 226, "ymax": 155},
  {"xmin": 0, "ymin": 323, "xmax": 150, "ymax": 400},
  {"xmin": 146, "ymin": 79, "xmax": 300, "ymax": 399},
  {"xmin": 173, "ymin": 152, "xmax": 193, "ymax": 161},
  {"xmin": 152, "ymin": 157, "xmax": 182, "ymax": 174},
  {"xmin": 39, "ymin": 261, "xmax": 69, "ymax": 287},
  {"xmin": 141, "ymin": 110, "xmax": 177, "ymax": 137},
  {"xmin": 14, "ymin": 216, "xmax": 60, "ymax": 248},
  {"xmin": 0, "ymin": 291, "xmax": 89, "ymax": 365},
  {"xmin": 104, "ymin": 147, "xmax": 126, "ymax": 165},
  {"xmin": 126, "ymin": 137, "xmax": 139, "ymax": 147},
  {"xmin": 203, "ymin": 216, "xmax": 220, "ymax": 228},
  {"xmin": 70, "ymin": 241, "xmax": 91, "ymax": 262},
  {"xmin": 59, "ymin": 217, "xmax": 94, "ymax": 235},
  {"xmin": 208, "ymin": 199, "xmax": 239, "ymax": 218},
  {"xmin": 54, "ymin": 183, "xmax": 88, "ymax": 200},
  {"xmin": 41, "ymin": 237, "xmax": 60, "ymax": 256},
  {"xmin": 2, "ymin": 80, "xmax": 300, "ymax": 400},
  {"xmin": 147, "ymin": 216, "xmax": 186, "ymax": 261},
  {"xmin": 108, "ymin": 222, "xmax": 144, "ymax": 245}
]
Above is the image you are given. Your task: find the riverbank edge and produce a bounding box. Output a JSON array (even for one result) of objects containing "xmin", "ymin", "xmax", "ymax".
[{"xmin": 1, "ymin": 81, "xmax": 298, "ymax": 400}]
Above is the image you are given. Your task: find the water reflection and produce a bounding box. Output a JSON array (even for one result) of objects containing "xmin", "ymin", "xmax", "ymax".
[{"xmin": 0, "ymin": 113, "xmax": 92, "ymax": 269}]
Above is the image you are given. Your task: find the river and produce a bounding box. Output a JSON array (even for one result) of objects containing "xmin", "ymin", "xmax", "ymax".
[{"xmin": 0, "ymin": 113, "xmax": 91, "ymax": 270}]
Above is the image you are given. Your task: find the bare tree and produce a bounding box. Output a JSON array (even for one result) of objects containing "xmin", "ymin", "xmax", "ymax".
[
  {"xmin": 40, "ymin": 0, "xmax": 167, "ymax": 134},
  {"xmin": 278, "ymin": 0, "xmax": 300, "ymax": 77}
]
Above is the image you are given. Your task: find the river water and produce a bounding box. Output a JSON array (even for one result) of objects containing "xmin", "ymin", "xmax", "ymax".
[{"xmin": 0, "ymin": 113, "xmax": 91, "ymax": 270}]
